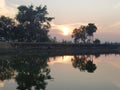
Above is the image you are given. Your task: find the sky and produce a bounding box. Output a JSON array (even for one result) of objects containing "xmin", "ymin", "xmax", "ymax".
[{"xmin": 0, "ymin": 0, "xmax": 120, "ymax": 42}]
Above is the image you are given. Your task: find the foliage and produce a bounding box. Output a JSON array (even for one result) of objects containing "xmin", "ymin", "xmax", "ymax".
[
  {"xmin": 0, "ymin": 5, "xmax": 54, "ymax": 42},
  {"xmin": 0, "ymin": 55, "xmax": 52, "ymax": 90},
  {"xmin": 16, "ymin": 5, "xmax": 54, "ymax": 42},
  {"xmin": 72, "ymin": 23, "xmax": 97, "ymax": 44},
  {"xmin": 93, "ymin": 39, "xmax": 101, "ymax": 44},
  {"xmin": 72, "ymin": 25, "xmax": 86, "ymax": 43},
  {"xmin": 71, "ymin": 55, "xmax": 97, "ymax": 73},
  {"xmin": 86, "ymin": 23, "xmax": 97, "ymax": 43},
  {"xmin": 0, "ymin": 16, "xmax": 15, "ymax": 41}
]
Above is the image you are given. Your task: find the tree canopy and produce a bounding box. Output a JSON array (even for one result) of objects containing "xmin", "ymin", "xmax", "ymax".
[
  {"xmin": 72, "ymin": 23, "xmax": 97, "ymax": 44},
  {"xmin": 0, "ymin": 5, "xmax": 54, "ymax": 42},
  {"xmin": 0, "ymin": 4, "xmax": 100, "ymax": 44},
  {"xmin": 0, "ymin": 16, "xmax": 15, "ymax": 41},
  {"xmin": 16, "ymin": 5, "xmax": 54, "ymax": 42}
]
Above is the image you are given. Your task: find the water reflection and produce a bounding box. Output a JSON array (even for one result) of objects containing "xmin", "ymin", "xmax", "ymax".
[
  {"xmin": 0, "ymin": 53, "xmax": 120, "ymax": 90},
  {"xmin": 0, "ymin": 59, "xmax": 15, "ymax": 81},
  {"xmin": 1, "ymin": 53, "xmax": 119, "ymax": 90},
  {"xmin": 0, "ymin": 55, "xmax": 53, "ymax": 90},
  {"xmin": 71, "ymin": 55, "xmax": 97, "ymax": 73}
]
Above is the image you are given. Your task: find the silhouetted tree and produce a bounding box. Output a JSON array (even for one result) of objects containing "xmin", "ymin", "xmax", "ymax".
[
  {"xmin": 0, "ymin": 16, "xmax": 15, "ymax": 41},
  {"xmin": 72, "ymin": 23, "xmax": 97, "ymax": 44},
  {"xmin": 71, "ymin": 55, "xmax": 87, "ymax": 71},
  {"xmin": 0, "ymin": 59, "xmax": 15, "ymax": 81},
  {"xmin": 72, "ymin": 25, "xmax": 87, "ymax": 43},
  {"xmin": 16, "ymin": 5, "xmax": 54, "ymax": 42},
  {"xmin": 0, "ymin": 54, "xmax": 53, "ymax": 90},
  {"xmin": 71, "ymin": 55, "xmax": 97, "ymax": 73},
  {"xmin": 93, "ymin": 38, "xmax": 101, "ymax": 44},
  {"xmin": 86, "ymin": 23, "xmax": 97, "ymax": 43},
  {"xmin": 86, "ymin": 60, "xmax": 97, "ymax": 73}
]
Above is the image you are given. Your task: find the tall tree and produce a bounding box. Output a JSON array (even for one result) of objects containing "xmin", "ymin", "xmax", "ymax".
[
  {"xmin": 86, "ymin": 23, "xmax": 97, "ymax": 43},
  {"xmin": 72, "ymin": 25, "xmax": 87, "ymax": 43},
  {"xmin": 72, "ymin": 23, "xmax": 97, "ymax": 44},
  {"xmin": 16, "ymin": 5, "xmax": 54, "ymax": 42}
]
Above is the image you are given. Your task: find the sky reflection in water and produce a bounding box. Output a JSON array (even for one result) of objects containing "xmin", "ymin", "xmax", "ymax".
[{"xmin": 0, "ymin": 54, "xmax": 120, "ymax": 90}]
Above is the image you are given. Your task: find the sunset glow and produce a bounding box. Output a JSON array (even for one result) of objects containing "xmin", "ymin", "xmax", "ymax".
[
  {"xmin": 62, "ymin": 27, "xmax": 70, "ymax": 36},
  {"xmin": 48, "ymin": 56, "xmax": 72, "ymax": 65},
  {"xmin": 0, "ymin": 0, "xmax": 120, "ymax": 90},
  {"xmin": 0, "ymin": 0, "xmax": 120, "ymax": 42}
]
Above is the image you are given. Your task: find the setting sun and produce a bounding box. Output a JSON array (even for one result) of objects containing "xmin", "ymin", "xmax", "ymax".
[{"xmin": 62, "ymin": 27, "xmax": 70, "ymax": 36}]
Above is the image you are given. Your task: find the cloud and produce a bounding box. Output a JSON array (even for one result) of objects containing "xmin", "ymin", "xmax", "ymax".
[
  {"xmin": 49, "ymin": 22, "xmax": 87, "ymax": 41},
  {"xmin": 49, "ymin": 21, "xmax": 120, "ymax": 42},
  {"xmin": 0, "ymin": 0, "xmax": 17, "ymax": 18}
]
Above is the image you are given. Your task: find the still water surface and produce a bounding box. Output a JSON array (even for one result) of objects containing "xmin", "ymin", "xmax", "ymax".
[{"xmin": 0, "ymin": 54, "xmax": 120, "ymax": 90}]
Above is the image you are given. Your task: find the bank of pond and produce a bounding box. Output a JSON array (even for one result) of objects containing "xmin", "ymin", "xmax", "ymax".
[{"xmin": 0, "ymin": 42, "xmax": 120, "ymax": 55}]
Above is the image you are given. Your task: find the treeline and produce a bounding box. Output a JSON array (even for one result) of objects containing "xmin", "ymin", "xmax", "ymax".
[
  {"xmin": 0, "ymin": 5, "xmax": 54, "ymax": 42},
  {"xmin": 0, "ymin": 4, "xmax": 102, "ymax": 44}
]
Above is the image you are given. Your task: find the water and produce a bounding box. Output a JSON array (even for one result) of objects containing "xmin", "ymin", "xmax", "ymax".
[{"xmin": 0, "ymin": 54, "xmax": 120, "ymax": 90}]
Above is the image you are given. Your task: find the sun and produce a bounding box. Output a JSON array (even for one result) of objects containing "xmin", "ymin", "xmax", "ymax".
[{"xmin": 62, "ymin": 27, "xmax": 70, "ymax": 36}]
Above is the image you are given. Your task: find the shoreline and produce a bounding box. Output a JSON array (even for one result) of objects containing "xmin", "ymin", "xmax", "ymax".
[{"xmin": 0, "ymin": 42, "xmax": 120, "ymax": 55}]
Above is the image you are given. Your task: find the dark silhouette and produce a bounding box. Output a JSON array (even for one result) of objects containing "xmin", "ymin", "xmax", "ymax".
[
  {"xmin": 0, "ymin": 16, "xmax": 15, "ymax": 41},
  {"xmin": 71, "ymin": 55, "xmax": 87, "ymax": 71},
  {"xmin": 72, "ymin": 25, "xmax": 86, "ymax": 44},
  {"xmin": 86, "ymin": 60, "xmax": 96, "ymax": 73},
  {"xmin": 0, "ymin": 54, "xmax": 53, "ymax": 90},
  {"xmin": 16, "ymin": 5, "xmax": 54, "ymax": 42},
  {"xmin": 71, "ymin": 55, "xmax": 97, "ymax": 73},
  {"xmin": 0, "ymin": 5, "xmax": 54, "ymax": 42},
  {"xmin": 93, "ymin": 38, "xmax": 101, "ymax": 44},
  {"xmin": 0, "ymin": 59, "xmax": 15, "ymax": 81},
  {"xmin": 86, "ymin": 23, "xmax": 97, "ymax": 43},
  {"xmin": 72, "ymin": 23, "xmax": 97, "ymax": 44}
]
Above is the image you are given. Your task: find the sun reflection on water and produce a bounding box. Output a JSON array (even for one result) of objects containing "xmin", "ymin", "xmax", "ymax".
[
  {"xmin": 48, "ymin": 56, "xmax": 73, "ymax": 65},
  {"xmin": 0, "ymin": 81, "xmax": 4, "ymax": 87}
]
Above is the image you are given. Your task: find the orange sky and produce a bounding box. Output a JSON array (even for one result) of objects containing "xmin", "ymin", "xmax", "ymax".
[{"xmin": 0, "ymin": 0, "xmax": 120, "ymax": 42}]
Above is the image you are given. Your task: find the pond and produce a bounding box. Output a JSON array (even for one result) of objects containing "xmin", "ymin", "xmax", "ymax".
[{"xmin": 0, "ymin": 53, "xmax": 120, "ymax": 90}]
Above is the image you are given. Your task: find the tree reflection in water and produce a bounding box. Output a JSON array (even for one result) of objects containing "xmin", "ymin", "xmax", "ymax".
[
  {"xmin": 0, "ymin": 59, "xmax": 15, "ymax": 81},
  {"xmin": 0, "ymin": 55, "xmax": 53, "ymax": 90},
  {"xmin": 0, "ymin": 54, "xmax": 97, "ymax": 90},
  {"xmin": 71, "ymin": 55, "xmax": 97, "ymax": 73}
]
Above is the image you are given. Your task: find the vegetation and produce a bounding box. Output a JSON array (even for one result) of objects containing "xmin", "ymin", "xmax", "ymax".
[
  {"xmin": 93, "ymin": 39, "xmax": 101, "ymax": 44},
  {"xmin": 71, "ymin": 55, "xmax": 97, "ymax": 73},
  {"xmin": 0, "ymin": 16, "xmax": 15, "ymax": 41},
  {"xmin": 0, "ymin": 55, "xmax": 52, "ymax": 90},
  {"xmin": 0, "ymin": 5, "xmax": 54, "ymax": 42},
  {"xmin": 72, "ymin": 23, "xmax": 97, "ymax": 44},
  {"xmin": 0, "ymin": 4, "xmax": 99, "ymax": 44},
  {"xmin": 0, "ymin": 4, "xmax": 119, "ymax": 50},
  {"xmin": 0, "ymin": 53, "xmax": 98, "ymax": 89}
]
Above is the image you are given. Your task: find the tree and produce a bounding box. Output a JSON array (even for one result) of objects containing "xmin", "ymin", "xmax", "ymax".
[
  {"xmin": 71, "ymin": 55, "xmax": 87, "ymax": 71},
  {"xmin": 93, "ymin": 39, "xmax": 101, "ymax": 44},
  {"xmin": 0, "ymin": 16, "xmax": 15, "ymax": 41},
  {"xmin": 72, "ymin": 25, "xmax": 87, "ymax": 43},
  {"xmin": 0, "ymin": 54, "xmax": 53, "ymax": 90},
  {"xmin": 71, "ymin": 55, "xmax": 97, "ymax": 73},
  {"xmin": 72, "ymin": 23, "xmax": 97, "ymax": 44},
  {"xmin": 16, "ymin": 5, "xmax": 54, "ymax": 42},
  {"xmin": 86, "ymin": 23, "xmax": 97, "ymax": 43},
  {"xmin": 86, "ymin": 60, "xmax": 97, "ymax": 73}
]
